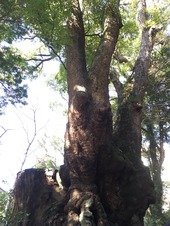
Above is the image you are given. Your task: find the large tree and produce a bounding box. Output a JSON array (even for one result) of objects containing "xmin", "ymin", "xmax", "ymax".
[{"xmin": 2, "ymin": 0, "xmax": 169, "ymax": 225}]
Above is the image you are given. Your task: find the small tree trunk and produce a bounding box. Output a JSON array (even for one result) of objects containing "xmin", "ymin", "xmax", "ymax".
[{"xmin": 146, "ymin": 121, "xmax": 164, "ymax": 224}]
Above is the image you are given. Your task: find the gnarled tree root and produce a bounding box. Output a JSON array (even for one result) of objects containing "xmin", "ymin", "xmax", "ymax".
[{"xmin": 65, "ymin": 188, "xmax": 110, "ymax": 226}]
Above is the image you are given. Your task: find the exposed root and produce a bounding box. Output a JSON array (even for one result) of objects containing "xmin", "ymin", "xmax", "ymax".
[{"xmin": 65, "ymin": 189, "xmax": 110, "ymax": 226}]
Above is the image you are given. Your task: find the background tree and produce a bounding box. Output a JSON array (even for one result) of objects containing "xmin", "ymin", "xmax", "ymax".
[
  {"xmin": 142, "ymin": 32, "xmax": 170, "ymax": 225},
  {"xmin": 0, "ymin": 0, "xmax": 169, "ymax": 225}
]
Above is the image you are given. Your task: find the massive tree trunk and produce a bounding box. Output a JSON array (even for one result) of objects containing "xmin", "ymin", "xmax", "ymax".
[
  {"xmin": 63, "ymin": 1, "xmax": 122, "ymax": 225},
  {"xmin": 12, "ymin": 0, "xmax": 160, "ymax": 225}
]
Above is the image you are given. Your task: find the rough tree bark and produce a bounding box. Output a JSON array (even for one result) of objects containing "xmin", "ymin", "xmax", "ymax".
[
  {"xmin": 12, "ymin": 0, "xmax": 160, "ymax": 225},
  {"xmin": 145, "ymin": 120, "xmax": 164, "ymax": 223}
]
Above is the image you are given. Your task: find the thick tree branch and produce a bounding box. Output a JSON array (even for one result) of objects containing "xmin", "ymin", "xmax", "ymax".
[
  {"xmin": 85, "ymin": 33, "xmax": 101, "ymax": 37},
  {"xmin": 132, "ymin": 0, "xmax": 162, "ymax": 102},
  {"xmin": 136, "ymin": 0, "xmax": 147, "ymax": 29},
  {"xmin": 66, "ymin": 0, "xmax": 87, "ymax": 100},
  {"xmin": 89, "ymin": 0, "xmax": 122, "ymax": 104},
  {"xmin": 113, "ymin": 51, "xmax": 129, "ymax": 63},
  {"xmin": 110, "ymin": 69, "xmax": 123, "ymax": 104}
]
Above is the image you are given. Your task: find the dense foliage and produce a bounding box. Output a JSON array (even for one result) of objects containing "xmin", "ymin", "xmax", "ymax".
[{"xmin": 0, "ymin": 0, "xmax": 37, "ymax": 114}]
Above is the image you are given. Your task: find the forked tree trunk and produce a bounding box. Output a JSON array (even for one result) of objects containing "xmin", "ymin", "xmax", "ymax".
[{"xmin": 12, "ymin": 1, "xmax": 160, "ymax": 225}]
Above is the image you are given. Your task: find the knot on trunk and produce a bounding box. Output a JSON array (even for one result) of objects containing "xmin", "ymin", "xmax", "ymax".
[{"xmin": 72, "ymin": 91, "xmax": 91, "ymax": 112}]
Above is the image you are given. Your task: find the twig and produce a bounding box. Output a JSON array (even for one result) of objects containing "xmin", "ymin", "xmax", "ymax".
[
  {"xmin": 48, "ymin": 44, "xmax": 67, "ymax": 70},
  {"xmin": 0, "ymin": 126, "xmax": 11, "ymax": 139}
]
